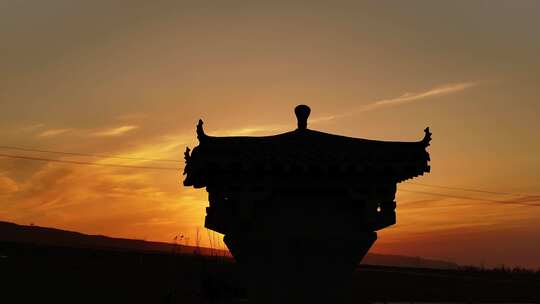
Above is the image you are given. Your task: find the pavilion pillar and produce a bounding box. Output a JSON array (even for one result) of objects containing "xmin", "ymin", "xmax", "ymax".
[{"xmin": 224, "ymin": 232, "xmax": 377, "ymax": 303}]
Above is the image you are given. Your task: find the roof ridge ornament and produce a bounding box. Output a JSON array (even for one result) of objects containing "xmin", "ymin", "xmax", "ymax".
[
  {"xmin": 197, "ymin": 119, "xmax": 207, "ymax": 142},
  {"xmin": 422, "ymin": 127, "xmax": 432, "ymax": 147},
  {"xmin": 183, "ymin": 147, "xmax": 191, "ymax": 175},
  {"xmin": 294, "ymin": 104, "xmax": 311, "ymax": 130}
]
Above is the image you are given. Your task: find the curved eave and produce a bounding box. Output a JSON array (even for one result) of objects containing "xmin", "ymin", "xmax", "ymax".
[
  {"xmin": 196, "ymin": 119, "xmax": 431, "ymax": 148},
  {"xmin": 184, "ymin": 120, "xmax": 431, "ymax": 188}
]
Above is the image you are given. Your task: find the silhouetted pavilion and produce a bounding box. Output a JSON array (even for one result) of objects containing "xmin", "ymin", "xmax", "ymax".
[{"xmin": 183, "ymin": 105, "xmax": 431, "ymax": 303}]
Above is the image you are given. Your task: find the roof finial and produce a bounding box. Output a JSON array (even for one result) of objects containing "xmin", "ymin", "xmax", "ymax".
[{"xmin": 295, "ymin": 105, "xmax": 311, "ymax": 130}]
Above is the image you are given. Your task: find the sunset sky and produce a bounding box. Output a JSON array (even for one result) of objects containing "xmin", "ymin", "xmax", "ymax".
[{"xmin": 1, "ymin": 1, "xmax": 539, "ymax": 268}]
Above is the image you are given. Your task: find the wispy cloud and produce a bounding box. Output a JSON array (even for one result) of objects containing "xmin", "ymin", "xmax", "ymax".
[
  {"xmin": 368, "ymin": 82, "xmax": 477, "ymax": 109},
  {"xmin": 38, "ymin": 128, "xmax": 71, "ymax": 137},
  {"xmin": 0, "ymin": 174, "xmax": 19, "ymax": 194},
  {"xmin": 212, "ymin": 124, "xmax": 286, "ymax": 137},
  {"xmin": 311, "ymin": 81, "xmax": 478, "ymax": 124},
  {"xmin": 0, "ymin": 159, "xmax": 203, "ymax": 244},
  {"xmin": 93, "ymin": 125, "xmax": 138, "ymax": 137}
]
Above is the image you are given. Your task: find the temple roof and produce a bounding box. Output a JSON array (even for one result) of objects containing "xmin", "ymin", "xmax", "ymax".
[{"xmin": 183, "ymin": 105, "xmax": 431, "ymax": 188}]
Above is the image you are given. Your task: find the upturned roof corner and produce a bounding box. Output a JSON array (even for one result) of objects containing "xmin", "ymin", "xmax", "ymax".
[{"xmin": 196, "ymin": 119, "xmax": 207, "ymax": 143}]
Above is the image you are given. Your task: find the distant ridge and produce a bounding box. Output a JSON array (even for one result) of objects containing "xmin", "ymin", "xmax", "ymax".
[
  {"xmin": 361, "ymin": 252, "xmax": 458, "ymax": 269},
  {"xmin": 0, "ymin": 221, "xmax": 223, "ymax": 257},
  {"xmin": 0, "ymin": 221, "xmax": 458, "ymax": 269}
]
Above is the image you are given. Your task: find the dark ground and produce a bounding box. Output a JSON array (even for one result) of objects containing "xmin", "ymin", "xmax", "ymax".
[{"xmin": 1, "ymin": 241, "xmax": 538, "ymax": 303}]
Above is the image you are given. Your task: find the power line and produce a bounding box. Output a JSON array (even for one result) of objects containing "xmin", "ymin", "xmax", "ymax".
[
  {"xmin": 399, "ymin": 188, "xmax": 540, "ymax": 207},
  {"xmin": 0, "ymin": 153, "xmax": 179, "ymax": 171},
  {"xmin": 1, "ymin": 145, "xmax": 537, "ymax": 196},
  {"xmin": 0, "ymin": 145, "xmax": 181, "ymax": 163},
  {"xmin": 403, "ymin": 181, "xmax": 524, "ymax": 196}
]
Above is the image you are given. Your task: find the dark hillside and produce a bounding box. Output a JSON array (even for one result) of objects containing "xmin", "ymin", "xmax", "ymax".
[
  {"xmin": 0, "ymin": 221, "xmax": 457, "ymax": 269},
  {"xmin": 1, "ymin": 222, "xmax": 539, "ymax": 303}
]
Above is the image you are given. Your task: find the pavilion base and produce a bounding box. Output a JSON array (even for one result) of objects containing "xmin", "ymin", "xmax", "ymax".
[{"xmin": 224, "ymin": 232, "xmax": 377, "ymax": 304}]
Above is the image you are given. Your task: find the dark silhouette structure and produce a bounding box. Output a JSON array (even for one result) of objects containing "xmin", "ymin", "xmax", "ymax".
[{"xmin": 183, "ymin": 105, "xmax": 431, "ymax": 303}]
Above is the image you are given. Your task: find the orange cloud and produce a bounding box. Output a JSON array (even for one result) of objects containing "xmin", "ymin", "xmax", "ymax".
[
  {"xmin": 92, "ymin": 125, "xmax": 139, "ymax": 137},
  {"xmin": 0, "ymin": 174, "xmax": 19, "ymax": 194},
  {"xmin": 0, "ymin": 159, "xmax": 205, "ymax": 241},
  {"xmin": 211, "ymin": 124, "xmax": 286, "ymax": 136},
  {"xmin": 38, "ymin": 128, "xmax": 71, "ymax": 137}
]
